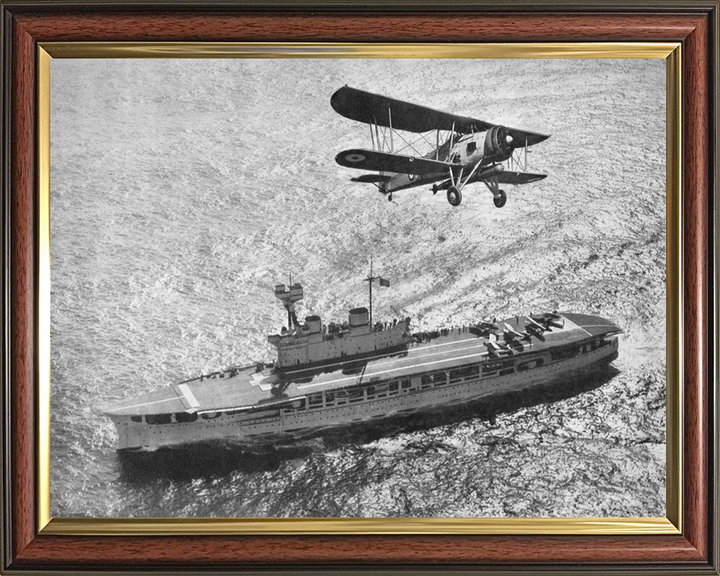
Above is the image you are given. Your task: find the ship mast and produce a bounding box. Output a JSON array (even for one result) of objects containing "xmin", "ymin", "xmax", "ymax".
[
  {"xmin": 366, "ymin": 256, "xmax": 375, "ymax": 327},
  {"xmin": 362, "ymin": 255, "xmax": 390, "ymax": 328}
]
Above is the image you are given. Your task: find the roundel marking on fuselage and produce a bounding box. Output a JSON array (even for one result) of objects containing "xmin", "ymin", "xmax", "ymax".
[{"xmin": 345, "ymin": 153, "xmax": 366, "ymax": 163}]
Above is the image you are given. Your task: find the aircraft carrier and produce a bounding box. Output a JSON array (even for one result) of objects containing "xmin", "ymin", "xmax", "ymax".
[{"xmin": 104, "ymin": 280, "xmax": 622, "ymax": 451}]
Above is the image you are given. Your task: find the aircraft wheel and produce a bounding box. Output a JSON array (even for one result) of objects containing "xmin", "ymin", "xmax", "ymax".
[
  {"xmin": 388, "ymin": 193, "xmax": 393, "ymax": 202},
  {"xmin": 447, "ymin": 186, "xmax": 462, "ymax": 207},
  {"xmin": 493, "ymin": 189, "xmax": 507, "ymax": 208}
]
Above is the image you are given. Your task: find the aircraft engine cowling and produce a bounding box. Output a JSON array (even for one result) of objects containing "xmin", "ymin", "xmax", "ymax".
[{"xmin": 483, "ymin": 125, "xmax": 514, "ymax": 159}]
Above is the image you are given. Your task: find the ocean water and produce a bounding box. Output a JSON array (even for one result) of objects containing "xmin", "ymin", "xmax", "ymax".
[{"xmin": 50, "ymin": 58, "xmax": 666, "ymax": 518}]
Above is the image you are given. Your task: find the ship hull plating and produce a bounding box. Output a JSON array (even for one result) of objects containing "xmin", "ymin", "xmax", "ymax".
[{"xmin": 112, "ymin": 339, "xmax": 618, "ymax": 451}]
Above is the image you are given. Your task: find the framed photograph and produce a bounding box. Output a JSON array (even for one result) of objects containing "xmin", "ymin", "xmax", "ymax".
[{"xmin": 2, "ymin": 1, "xmax": 717, "ymax": 574}]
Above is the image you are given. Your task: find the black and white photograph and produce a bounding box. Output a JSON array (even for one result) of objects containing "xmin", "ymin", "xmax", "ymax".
[{"xmin": 49, "ymin": 57, "xmax": 666, "ymax": 519}]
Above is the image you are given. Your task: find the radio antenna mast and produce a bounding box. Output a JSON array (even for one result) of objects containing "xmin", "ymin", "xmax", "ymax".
[{"xmin": 363, "ymin": 255, "xmax": 390, "ymax": 328}]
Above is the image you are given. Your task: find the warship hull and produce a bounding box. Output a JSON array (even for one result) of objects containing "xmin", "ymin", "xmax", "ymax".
[{"xmin": 106, "ymin": 312, "xmax": 621, "ymax": 451}]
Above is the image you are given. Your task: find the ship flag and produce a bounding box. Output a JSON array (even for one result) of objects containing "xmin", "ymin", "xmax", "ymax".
[{"xmin": 379, "ymin": 277, "xmax": 390, "ymax": 287}]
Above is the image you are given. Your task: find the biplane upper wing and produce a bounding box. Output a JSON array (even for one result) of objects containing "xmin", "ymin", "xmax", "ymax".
[
  {"xmin": 504, "ymin": 128, "xmax": 551, "ymax": 147},
  {"xmin": 331, "ymin": 86, "xmax": 491, "ymax": 134},
  {"xmin": 336, "ymin": 148, "xmax": 457, "ymax": 175},
  {"xmin": 331, "ymin": 86, "xmax": 550, "ymax": 145},
  {"xmin": 494, "ymin": 171, "xmax": 548, "ymax": 185}
]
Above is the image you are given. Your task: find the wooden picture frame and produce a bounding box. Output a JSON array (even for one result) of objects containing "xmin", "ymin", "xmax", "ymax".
[{"xmin": 1, "ymin": 1, "xmax": 717, "ymax": 573}]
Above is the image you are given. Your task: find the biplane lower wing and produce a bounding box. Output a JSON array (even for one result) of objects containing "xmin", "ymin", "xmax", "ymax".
[
  {"xmin": 336, "ymin": 148, "xmax": 457, "ymax": 175},
  {"xmin": 351, "ymin": 174, "xmax": 392, "ymax": 184},
  {"xmin": 493, "ymin": 171, "xmax": 548, "ymax": 185}
]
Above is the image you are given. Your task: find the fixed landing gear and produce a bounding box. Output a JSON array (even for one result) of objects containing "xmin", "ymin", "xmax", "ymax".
[
  {"xmin": 484, "ymin": 177, "xmax": 507, "ymax": 208},
  {"xmin": 387, "ymin": 193, "xmax": 393, "ymax": 202},
  {"xmin": 447, "ymin": 186, "xmax": 463, "ymax": 207}
]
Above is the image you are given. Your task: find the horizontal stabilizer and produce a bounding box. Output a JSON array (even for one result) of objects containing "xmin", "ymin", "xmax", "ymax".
[
  {"xmin": 336, "ymin": 149, "xmax": 456, "ymax": 176},
  {"xmin": 351, "ymin": 174, "xmax": 392, "ymax": 184},
  {"xmin": 494, "ymin": 171, "xmax": 548, "ymax": 185}
]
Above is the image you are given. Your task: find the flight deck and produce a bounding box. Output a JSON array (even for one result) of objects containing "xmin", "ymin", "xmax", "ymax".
[{"xmin": 104, "ymin": 312, "xmax": 620, "ymax": 419}]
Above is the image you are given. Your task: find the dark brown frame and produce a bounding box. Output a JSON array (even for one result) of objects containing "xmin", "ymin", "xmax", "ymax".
[{"xmin": 1, "ymin": 1, "xmax": 718, "ymax": 573}]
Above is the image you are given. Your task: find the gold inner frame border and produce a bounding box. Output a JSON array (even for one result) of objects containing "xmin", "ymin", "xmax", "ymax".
[{"xmin": 36, "ymin": 41, "xmax": 682, "ymax": 536}]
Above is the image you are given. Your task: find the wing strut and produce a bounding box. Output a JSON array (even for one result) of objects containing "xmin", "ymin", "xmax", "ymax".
[
  {"xmin": 507, "ymin": 138, "xmax": 531, "ymax": 172},
  {"xmin": 460, "ymin": 158, "xmax": 484, "ymax": 189},
  {"xmin": 388, "ymin": 107, "xmax": 394, "ymax": 152},
  {"xmin": 373, "ymin": 116, "xmax": 381, "ymax": 152},
  {"xmin": 449, "ymin": 121, "xmax": 455, "ymax": 161}
]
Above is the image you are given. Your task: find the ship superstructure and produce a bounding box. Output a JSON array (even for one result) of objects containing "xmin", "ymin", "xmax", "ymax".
[
  {"xmin": 104, "ymin": 279, "xmax": 622, "ymax": 451},
  {"xmin": 268, "ymin": 282, "xmax": 410, "ymax": 370}
]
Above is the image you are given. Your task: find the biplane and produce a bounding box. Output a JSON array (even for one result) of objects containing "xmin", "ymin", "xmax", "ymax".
[{"xmin": 331, "ymin": 86, "xmax": 551, "ymax": 207}]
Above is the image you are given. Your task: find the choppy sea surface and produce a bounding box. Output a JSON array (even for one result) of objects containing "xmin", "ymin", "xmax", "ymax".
[{"xmin": 50, "ymin": 58, "xmax": 666, "ymax": 518}]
